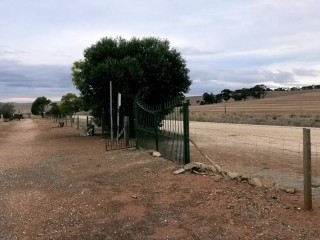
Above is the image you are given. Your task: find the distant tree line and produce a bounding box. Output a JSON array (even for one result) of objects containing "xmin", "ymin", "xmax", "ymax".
[
  {"xmin": 199, "ymin": 84, "xmax": 320, "ymax": 105},
  {"xmin": 273, "ymin": 84, "xmax": 320, "ymax": 91},
  {"xmin": 200, "ymin": 84, "xmax": 270, "ymax": 105},
  {"xmin": 0, "ymin": 103, "xmax": 15, "ymax": 119},
  {"xmin": 31, "ymin": 93, "xmax": 83, "ymax": 118}
]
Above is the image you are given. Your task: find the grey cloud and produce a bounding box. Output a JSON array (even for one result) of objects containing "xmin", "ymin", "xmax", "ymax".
[
  {"xmin": 189, "ymin": 68, "xmax": 299, "ymax": 95},
  {"xmin": 0, "ymin": 60, "xmax": 76, "ymax": 101},
  {"xmin": 292, "ymin": 68, "xmax": 320, "ymax": 77}
]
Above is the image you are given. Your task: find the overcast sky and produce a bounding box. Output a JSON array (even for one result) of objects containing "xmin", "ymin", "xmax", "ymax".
[{"xmin": 1, "ymin": 0, "xmax": 320, "ymax": 102}]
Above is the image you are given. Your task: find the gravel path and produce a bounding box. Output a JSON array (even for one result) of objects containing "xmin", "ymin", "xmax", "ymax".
[{"xmin": 1, "ymin": 118, "xmax": 320, "ymax": 239}]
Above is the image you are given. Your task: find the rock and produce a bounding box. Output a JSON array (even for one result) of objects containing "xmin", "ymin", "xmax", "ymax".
[
  {"xmin": 152, "ymin": 151, "xmax": 161, "ymax": 157},
  {"xmin": 131, "ymin": 195, "xmax": 138, "ymax": 199},
  {"xmin": 312, "ymin": 182, "xmax": 320, "ymax": 188},
  {"xmin": 173, "ymin": 168, "xmax": 186, "ymax": 175},
  {"xmin": 283, "ymin": 188, "xmax": 296, "ymax": 194},
  {"xmin": 214, "ymin": 175, "xmax": 223, "ymax": 182},
  {"xmin": 227, "ymin": 171, "xmax": 239, "ymax": 179},
  {"xmin": 248, "ymin": 178, "xmax": 262, "ymax": 187},
  {"xmin": 184, "ymin": 163, "xmax": 198, "ymax": 171}
]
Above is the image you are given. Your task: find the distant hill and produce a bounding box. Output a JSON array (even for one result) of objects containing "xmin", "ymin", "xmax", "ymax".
[
  {"xmin": 189, "ymin": 89, "xmax": 320, "ymax": 114},
  {"xmin": 187, "ymin": 89, "xmax": 320, "ymax": 106}
]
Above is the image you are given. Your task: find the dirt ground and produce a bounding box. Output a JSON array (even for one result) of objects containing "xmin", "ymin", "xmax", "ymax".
[{"xmin": 1, "ymin": 119, "xmax": 320, "ymax": 239}]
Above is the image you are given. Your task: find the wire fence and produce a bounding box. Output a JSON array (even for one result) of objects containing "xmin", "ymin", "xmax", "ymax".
[
  {"xmin": 189, "ymin": 121, "xmax": 320, "ymax": 195},
  {"xmin": 50, "ymin": 115, "xmax": 101, "ymax": 135}
]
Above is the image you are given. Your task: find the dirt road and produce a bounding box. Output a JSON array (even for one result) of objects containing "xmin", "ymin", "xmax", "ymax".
[{"xmin": 1, "ymin": 119, "xmax": 320, "ymax": 239}]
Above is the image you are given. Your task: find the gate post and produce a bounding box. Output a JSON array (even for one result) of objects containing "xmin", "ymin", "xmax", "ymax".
[
  {"xmin": 154, "ymin": 112, "xmax": 159, "ymax": 151},
  {"xmin": 124, "ymin": 116, "xmax": 130, "ymax": 147},
  {"xmin": 77, "ymin": 116, "xmax": 79, "ymax": 130},
  {"xmin": 183, "ymin": 102, "xmax": 190, "ymax": 164},
  {"xmin": 134, "ymin": 101, "xmax": 139, "ymax": 149}
]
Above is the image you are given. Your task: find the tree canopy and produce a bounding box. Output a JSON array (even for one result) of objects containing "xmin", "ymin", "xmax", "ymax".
[
  {"xmin": 0, "ymin": 103, "xmax": 15, "ymax": 118},
  {"xmin": 31, "ymin": 97, "xmax": 51, "ymax": 116},
  {"xmin": 201, "ymin": 85, "xmax": 269, "ymax": 105},
  {"xmin": 59, "ymin": 93, "xmax": 82, "ymax": 117},
  {"xmin": 72, "ymin": 36, "xmax": 191, "ymax": 122}
]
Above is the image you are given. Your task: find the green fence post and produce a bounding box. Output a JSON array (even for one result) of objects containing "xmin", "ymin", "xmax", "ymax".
[
  {"xmin": 134, "ymin": 101, "xmax": 139, "ymax": 149},
  {"xmin": 154, "ymin": 112, "xmax": 159, "ymax": 151},
  {"xmin": 183, "ymin": 102, "xmax": 190, "ymax": 164},
  {"xmin": 77, "ymin": 116, "xmax": 79, "ymax": 130}
]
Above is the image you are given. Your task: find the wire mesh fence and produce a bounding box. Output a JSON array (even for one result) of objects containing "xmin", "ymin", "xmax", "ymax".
[{"xmin": 189, "ymin": 121, "xmax": 320, "ymax": 195}]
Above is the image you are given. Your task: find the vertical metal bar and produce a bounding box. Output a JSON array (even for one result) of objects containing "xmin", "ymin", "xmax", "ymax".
[
  {"xmin": 110, "ymin": 81, "xmax": 113, "ymax": 140},
  {"xmin": 124, "ymin": 116, "xmax": 129, "ymax": 147},
  {"xmin": 101, "ymin": 108, "xmax": 105, "ymax": 138},
  {"xmin": 77, "ymin": 116, "xmax": 79, "ymax": 130},
  {"xmin": 134, "ymin": 101, "xmax": 139, "ymax": 149},
  {"xmin": 303, "ymin": 128, "xmax": 312, "ymax": 210},
  {"xmin": 183, "ymin": 102, "xmax": 190, "ymax": 164},
  {"xmin": 154, "ymin": 112, "xmax": 159, "ymax": 151}
]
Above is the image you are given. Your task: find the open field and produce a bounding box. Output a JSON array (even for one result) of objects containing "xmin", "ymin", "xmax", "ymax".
[
  {"xmin": 1, "ymin": 119, "xmax": 320, "ymax": 239},
  {"xmin": 189, "ymin": 90, "xmax": 320, "ymax": 127},
  {"xmin": 189, "ymin": 122, "xmax": 320, "ymax": 194}
]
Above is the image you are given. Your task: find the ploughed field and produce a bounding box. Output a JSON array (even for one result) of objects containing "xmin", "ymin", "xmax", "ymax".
[{"xmin": 189, "ymin": 90, "xmax": 320, "ymax": 127}]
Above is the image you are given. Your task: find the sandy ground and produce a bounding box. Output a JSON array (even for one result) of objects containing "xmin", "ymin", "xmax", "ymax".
[{"xmin": 1, "ymin": 118, "xmax": 320, "ymax": 239}]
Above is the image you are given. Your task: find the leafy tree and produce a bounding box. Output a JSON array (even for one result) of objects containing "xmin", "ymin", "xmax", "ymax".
[
  {"xmin": 233, "ymin": 88, "xmax": 249, "ymax": 101},
  {"xmin": 47, "ymin": 102, "xmax": 61, "ymax": 117},
  {"xmin": 221, "ymin": 89, "xmax": 232, "ymax": 102},
  {"xmin": 31, "ymin": 97, "xmax": 51, "ymax": 117},
  {"xmin": 202, "ymin": 92, "xmax": 216, "ymax": 104},
  {"xmin": 72, "ymin": 37, "xmax": 191, "ymax": 126},
  {"xmin": 59, "ymin": 93, "xmax": 82, "ymax": 117},
  {"xmin": 215, "ymin": 93, "xmax": 223, "ymax": 103},
  {"xmin": 302, "ymin": 85, "xmax": 314, "ymax": 90},
  {"xmin": 0, "ymin": 103, "xmax": 15, "ymax": 119},
  {"xmin": 290, "ymin": 87, "xmax": 300, "ymax": 91},
  {"xmin": 274, "ymin": 87, "xmax": 287, "ymax": 91},
  {"xmin": 249, "ymin": 84, "xmax": 267, "ymax": 99}
]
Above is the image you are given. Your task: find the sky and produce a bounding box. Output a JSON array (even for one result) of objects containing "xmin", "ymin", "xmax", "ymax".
[{"xmin": 1, "ymin": 0, "xmax": 320, "ymax": 102}]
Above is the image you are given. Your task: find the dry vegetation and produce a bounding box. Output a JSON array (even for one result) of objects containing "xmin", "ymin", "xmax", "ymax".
[{"xmin": 189, "ymin": 90, "xmax": 320, "ymax": 127}]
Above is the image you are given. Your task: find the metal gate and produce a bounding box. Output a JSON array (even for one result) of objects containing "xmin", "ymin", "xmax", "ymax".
[
  {"xmin": 134, "ymin": 97, "xmax": 190, "ymax": 164},
  {"xmin": 105, "ymin": 106, "xmax": 136, "ymax": 151}
]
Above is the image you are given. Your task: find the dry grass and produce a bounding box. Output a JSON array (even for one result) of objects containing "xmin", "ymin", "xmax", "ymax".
[
  {"xmin": 189, "ymin": 112, "xmax": 320, "ymax": 128},
  {"xmin": 189, "ymin": 90, "xmax": 320, "ymax": 127}
]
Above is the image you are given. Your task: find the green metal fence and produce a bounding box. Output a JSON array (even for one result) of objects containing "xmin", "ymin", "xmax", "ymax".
[
  {"xmin": 134, "ymin": 97, "xmax": 190, "ymax": 164},
  {"xmin": 105, "ymin": 107, "xmax": 136, "ymax": 151}
]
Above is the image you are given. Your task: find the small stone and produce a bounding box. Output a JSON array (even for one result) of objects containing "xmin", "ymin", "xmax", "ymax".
[
  {"xmin": 184, "ymin": 162, "xmax": 200, "ymax": 170},
  {"xmin": 214, "ymin": 175, "xmax": 223, "ymax": 182},
  {"xmin": 248, "ymin": 178, "xmax": 262, "ymax": 187},
  {"xmin": 152, "ymin": 151, "xmax": 161, "ymax": 157},
  {"xmin": 283, "ymin": 188, "xmax": 296, "ymax": 194},
  {"xmin": 173, "ymin": 168, "xmax": 186, "ymax": 175},
  {"xmin": 131, "ymin": 195, "xmax": 138, "ymax": 199},
  {"xmin": 227, "ymin": 171, "xmax": 239, "ymax": 179}
]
